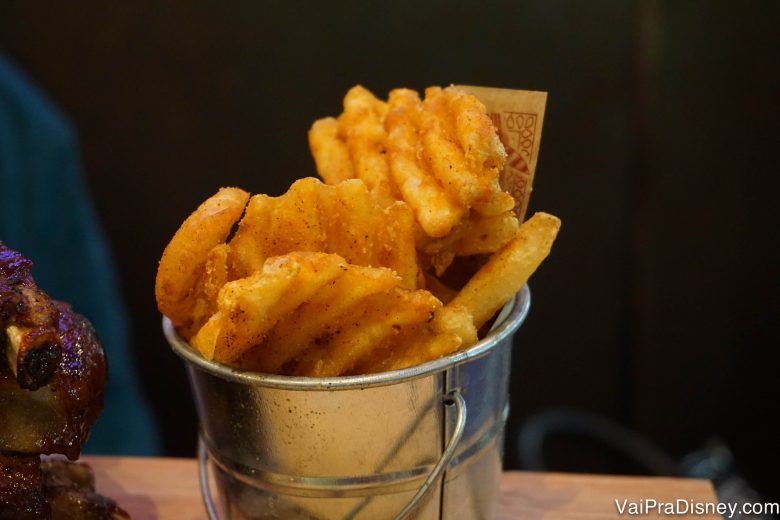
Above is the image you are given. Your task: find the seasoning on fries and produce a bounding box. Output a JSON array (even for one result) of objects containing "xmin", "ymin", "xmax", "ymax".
[{"xmin": 156, "ymin": 85, "xmax": 560, "ymax": 376}]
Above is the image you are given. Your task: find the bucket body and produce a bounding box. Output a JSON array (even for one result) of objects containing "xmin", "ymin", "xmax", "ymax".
[{"xmin": 165, "ymin": 286, "xmax": 530, "ymax": 520}]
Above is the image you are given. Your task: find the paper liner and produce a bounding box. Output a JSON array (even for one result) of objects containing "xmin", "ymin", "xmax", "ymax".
[{"xmin": 456, "ymin": 85, "xmax": 547, "ymax": 222}]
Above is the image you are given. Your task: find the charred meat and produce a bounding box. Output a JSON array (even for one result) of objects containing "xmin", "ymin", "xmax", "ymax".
[{"xmin": 0, "ymin": 242, "xmax": 122, "ymax": 519}]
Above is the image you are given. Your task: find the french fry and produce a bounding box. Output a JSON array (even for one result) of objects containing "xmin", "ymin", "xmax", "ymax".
[
  {"xmin": 294, "ymin": 289, "xmax": 440, "ymax": 377},
  {"xmin": 374, "ymin": 331, "xmax": 462, "ymax": 373},
  {"xmin": 420, "ymin": 91, "xmax": 482, "ymax": 208},
  {"xmin": 309, "ymin": 117, "xmax": 355, "ymax": 184},
  {"xmin": 447, "ymin": 87, "xmax": 506, "ymax": 173},
  {"xmin": 385, "ymin": 88, "xmax": 463, "ymax": 238},
  {"xmin": 228, "ymin": 177, "xmax": 419, "ymax": 289},
  {"xmin": 453, "ymin": 211, "xmax": 519, "ymax": 256},
  {"xmin": 158, "ymin": 85, "xmax": 561, "ymax": 378},
  {"xmin": 191, "ymin": 262, "xmax": 298, "ymax": 362},
  {"xmin": 356, "ymin": 303, "xmax": 476, "ymax": 374},
  {"xmin": 245, "ymin": 265, "xmax": 401, "ymax": 374},
  {"xmin": 430, "ymin": 304, "xmax": 478, "ymax": 346},
  {"xmin": 340, "ymin": 86, "xmax": 397, "ymax": 207},
  {"xmin": 196, "ymin": 253, "xmax": 345, "ymax": 363},
  {"xmin": 229, "ymin": 178, "xmax": 326, "ymax": 278},
  {"xmin": 310, "ymin": 85, "xmax": 517, "ymax": 275},
  {"xmin": 185, "ymin": 243, "xmax": 230, "ymax": 338},
  {"xmin": 155, "ymin": 187, "xmax": 249, "ymax": 330},
  {"xmin": 448, "ymin": 212, "xmax": 561, "ymax": 329},
  {"xmin": 376, "ymin": 202, "xmax": 420, "ymax": 290}
]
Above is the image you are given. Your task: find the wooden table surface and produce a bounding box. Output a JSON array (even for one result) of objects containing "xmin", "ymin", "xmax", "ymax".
[{"xmin": 83, "ymin": 456, "xmax": 720, "ymax": 519}]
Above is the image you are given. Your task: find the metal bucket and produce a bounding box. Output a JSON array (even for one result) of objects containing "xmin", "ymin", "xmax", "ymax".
[{"xmin": 164, "ymin": 285, "xmax": 530, "ymax": 520}]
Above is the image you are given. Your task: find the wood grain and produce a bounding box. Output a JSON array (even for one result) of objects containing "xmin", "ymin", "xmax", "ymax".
[{"xmin": 83, "ymin": 456, "xmax": 719, "ymax": 519}]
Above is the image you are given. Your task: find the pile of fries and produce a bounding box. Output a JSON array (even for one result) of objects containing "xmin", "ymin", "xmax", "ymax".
[
  {"xmin": 156, "ymin": 85, "xmax": 560, "ymax": 376},
  {"xmin": 310, "ymin": 86, "xmax": 519, "ymax": 274}
]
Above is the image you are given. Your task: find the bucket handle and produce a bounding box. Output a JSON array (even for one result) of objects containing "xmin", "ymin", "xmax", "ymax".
[
  {"xmin": 197, "ymin": 388, "xmax": 467, "ymax": 520},
  {"xmin": 392, "ymin": 389, "xmax": 467, "ymax": 519}
]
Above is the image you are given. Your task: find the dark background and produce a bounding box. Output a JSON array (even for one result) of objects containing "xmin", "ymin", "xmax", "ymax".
[{"xmin": 1, "ymin": 0, "xmax": 778, "ymax": 500}]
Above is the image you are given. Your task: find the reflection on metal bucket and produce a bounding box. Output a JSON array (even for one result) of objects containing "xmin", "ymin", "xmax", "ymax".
[{"xmin": 165, "ymin": 286, "xmax": 531, "ymax": 520}]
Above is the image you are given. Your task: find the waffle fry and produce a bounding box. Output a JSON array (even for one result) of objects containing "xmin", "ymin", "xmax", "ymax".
[
  {"xmin": 310, "ymin": 85, "xmax": 518, "ymax": 274},
  {"xmin": 228, "ymin": 177, "xmax": 419, "ymax": 289},
  {"xmin": 308, "ymin": 118, "xmax": 355, "ymax": 184},
  {"xmin": 155, "ymin": 187, "xmax": 250, "ymax": 336},
  {"xmin": 157, "ymin": 85, "xmax": 561, "ymax": 377},
  {"xmin": 192, "ymin": 252, "xmax": 443, "ymax": 375}
]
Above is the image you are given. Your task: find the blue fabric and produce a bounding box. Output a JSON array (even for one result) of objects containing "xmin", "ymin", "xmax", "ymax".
[{"xmin": 0, "ymin": 54, "xmax": 161, "ymax": 455}]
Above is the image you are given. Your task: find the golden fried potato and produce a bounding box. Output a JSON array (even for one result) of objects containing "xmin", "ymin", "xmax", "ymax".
[
  {"xmin": 229, "ymin": 178, "xmax": 326, "ymax": 279},
  {"xmin": 193, "ymin": 252, "xmax": 345, "ymax": 363},
  {"xmin": 184, "ymin": 243, "xmax": 230, "ymax": 338},
  {"xmin": 356, "ymin": 304, "xmax": 476, "ymax": 373},
  {"xmin": 452, "ymin": 211, "xmax": 520, "ymax": 256},
  {"xmin": 420, "ymin": 87, "xmax": 487, "ymax": 209},
  {"xmin": 449, "ymin": 212, "xmax": 561, "ymax": 328},
  {"xmin": 317, "ymin": 179, "xmax": 415, "ymax": 283},
  {"xmin": 420, "ymin": 211, "xmax": 520, "ymax": 275},
  {"xmin": 244, "ymin": 264, "xmax": 401, "ymax": 374},
  {"xmin": 309, "ymin": 85, "xmax": 517, "ymax": 275},
  {"xmin": 308, "ymin": 117, "xmax": 355, "ymax": 184},
  {"xmin": 385, "ymin": 89, "xmax": 463, "ymax": 238},
  {"xmin": 338, "ymin": 86, "xmax": 397, "ymax": 207},
  {"xmin": 191, "ymin": 251, "xmax": 442, "ymax": 374},
  {"xmin": 293, "ymin": 289, "xmax": 440, "ymax": 377},
  {"xmin": 446, "ymin": 87, "xmax": 506, "ymax": 174},
  {"xmin": 156, "ymin": 85, "xmax": 562, "ymax": 378},
  {"xmin": 155, "ymin": 187, "xmax": 249, "ymax": 332},
  {"xmin": 228, "ymin": 177, "xmax": 419, "ymax": 289},
  {"xmin": 360, "ymin": 213, "xmax": 561, "ymax": 373}
]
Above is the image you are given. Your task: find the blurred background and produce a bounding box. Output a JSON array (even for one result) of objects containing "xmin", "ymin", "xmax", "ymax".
[{"xmin": 1, "ymin": 0, "xmax": 777, "ymax": 504}]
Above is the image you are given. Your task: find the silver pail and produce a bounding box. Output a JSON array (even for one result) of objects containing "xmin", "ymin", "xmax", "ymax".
[{"xmin": 164, "ymin": 285, "xmax": 531, "ymax": 520}]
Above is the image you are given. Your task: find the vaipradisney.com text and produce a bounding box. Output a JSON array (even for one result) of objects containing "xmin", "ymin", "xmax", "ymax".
[{"xmin": 615, "ymin": 498, "xmax": 779, "ymax": 518}]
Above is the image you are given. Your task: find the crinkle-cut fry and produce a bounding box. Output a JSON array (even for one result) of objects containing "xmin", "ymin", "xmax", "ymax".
[
  {"xmin": 309, "ymin": 117, "xmax": 355, "ymax": 184},
  {"xmin": 200, "ymin": 253, "xmax": 346, "ymax": 363},
  {"xmin": 453, "ymin": 211, "xmax": 519, "ymax": 256},
  {"xmin": 226, "ymin": 194, "xmax": 273, "ymax": 279},
  {"xmin": 353, "ymin": 303, "xmax": 476, "ymax": 374},
  {"xmin": 184, "ymin": 243, "xmax": 231, "ymax": 339},
  {"xmin": 376, "ymin": 202, "xmax": 419, "ymax": 290},
  {"xmin": 310, "ymin": 85, "xmax": 516, "ymax": 265},
  {"xmin": 228, "ymin": 177, "xmax": 419, "ymax": 289},
  {"xmin": 420, "ymin": 90, "xmax": 482, "ymax": 208},
  {"xmin": 340, "ymin": 86, "xmax": 397, "ymax": 207},
  {"xmin": 419, "ymin": 210, "xmax": 518, "ymax": 276},
  {"xmin": 430, "ymin": 304, "xmax": 478, "ymax": 346},
  {"xmin": 422, "ymin": 88, "xmax": 511, "ymax": 218},
  {"xmin": 473, "ymin": 191, "xmax": 516, "ymax": 217},
  {"xmin": 444, "ymin": 86, "xmax": 506, "ymax": 172},
  {"xmin": 191, "ymin": 262, "xmax": 297, "ymax": 361},
  {"xmin": 294, "ymin": 288, "xmax": 441, "ymax": 377},
  {"xmin": 449, "ymin": 212, "xmax": 561, "ymax": 329},
  {"xmin": 156, "ymin": 187, "xmax": 249, "ymax": 329},
  {"xmin": 244, "ymin": 264, "xmax": 401, "ymax": 374},
  {"xmin": 317, "ymin": 179, "xmax": 386, "ymax": 265},
  {"xmin": 373, "ymin": 331, "xmax": 462, "ymax": 373},
  {"xmin": 229, "ymin": 178, "xmax": 327, "ymax": 279},
  {"xmin": 385, "ymin": 89, "xmax": 463, "ymax": 238},
  {"xmin": 203, "ymin": 244, "xmax": 230, "ymax": 303},
  {"xmin": 358, "ymin": 325, "xmax": 456, "ymax": 374},
  {"xmin": 320, "ymin": 179, "xmax": 419, "ymax": 289}
]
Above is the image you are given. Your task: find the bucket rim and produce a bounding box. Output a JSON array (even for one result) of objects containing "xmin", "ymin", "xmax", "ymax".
[{"xmin": 163, "ymin": 285, "xmax": 530, "ymax": 390}]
